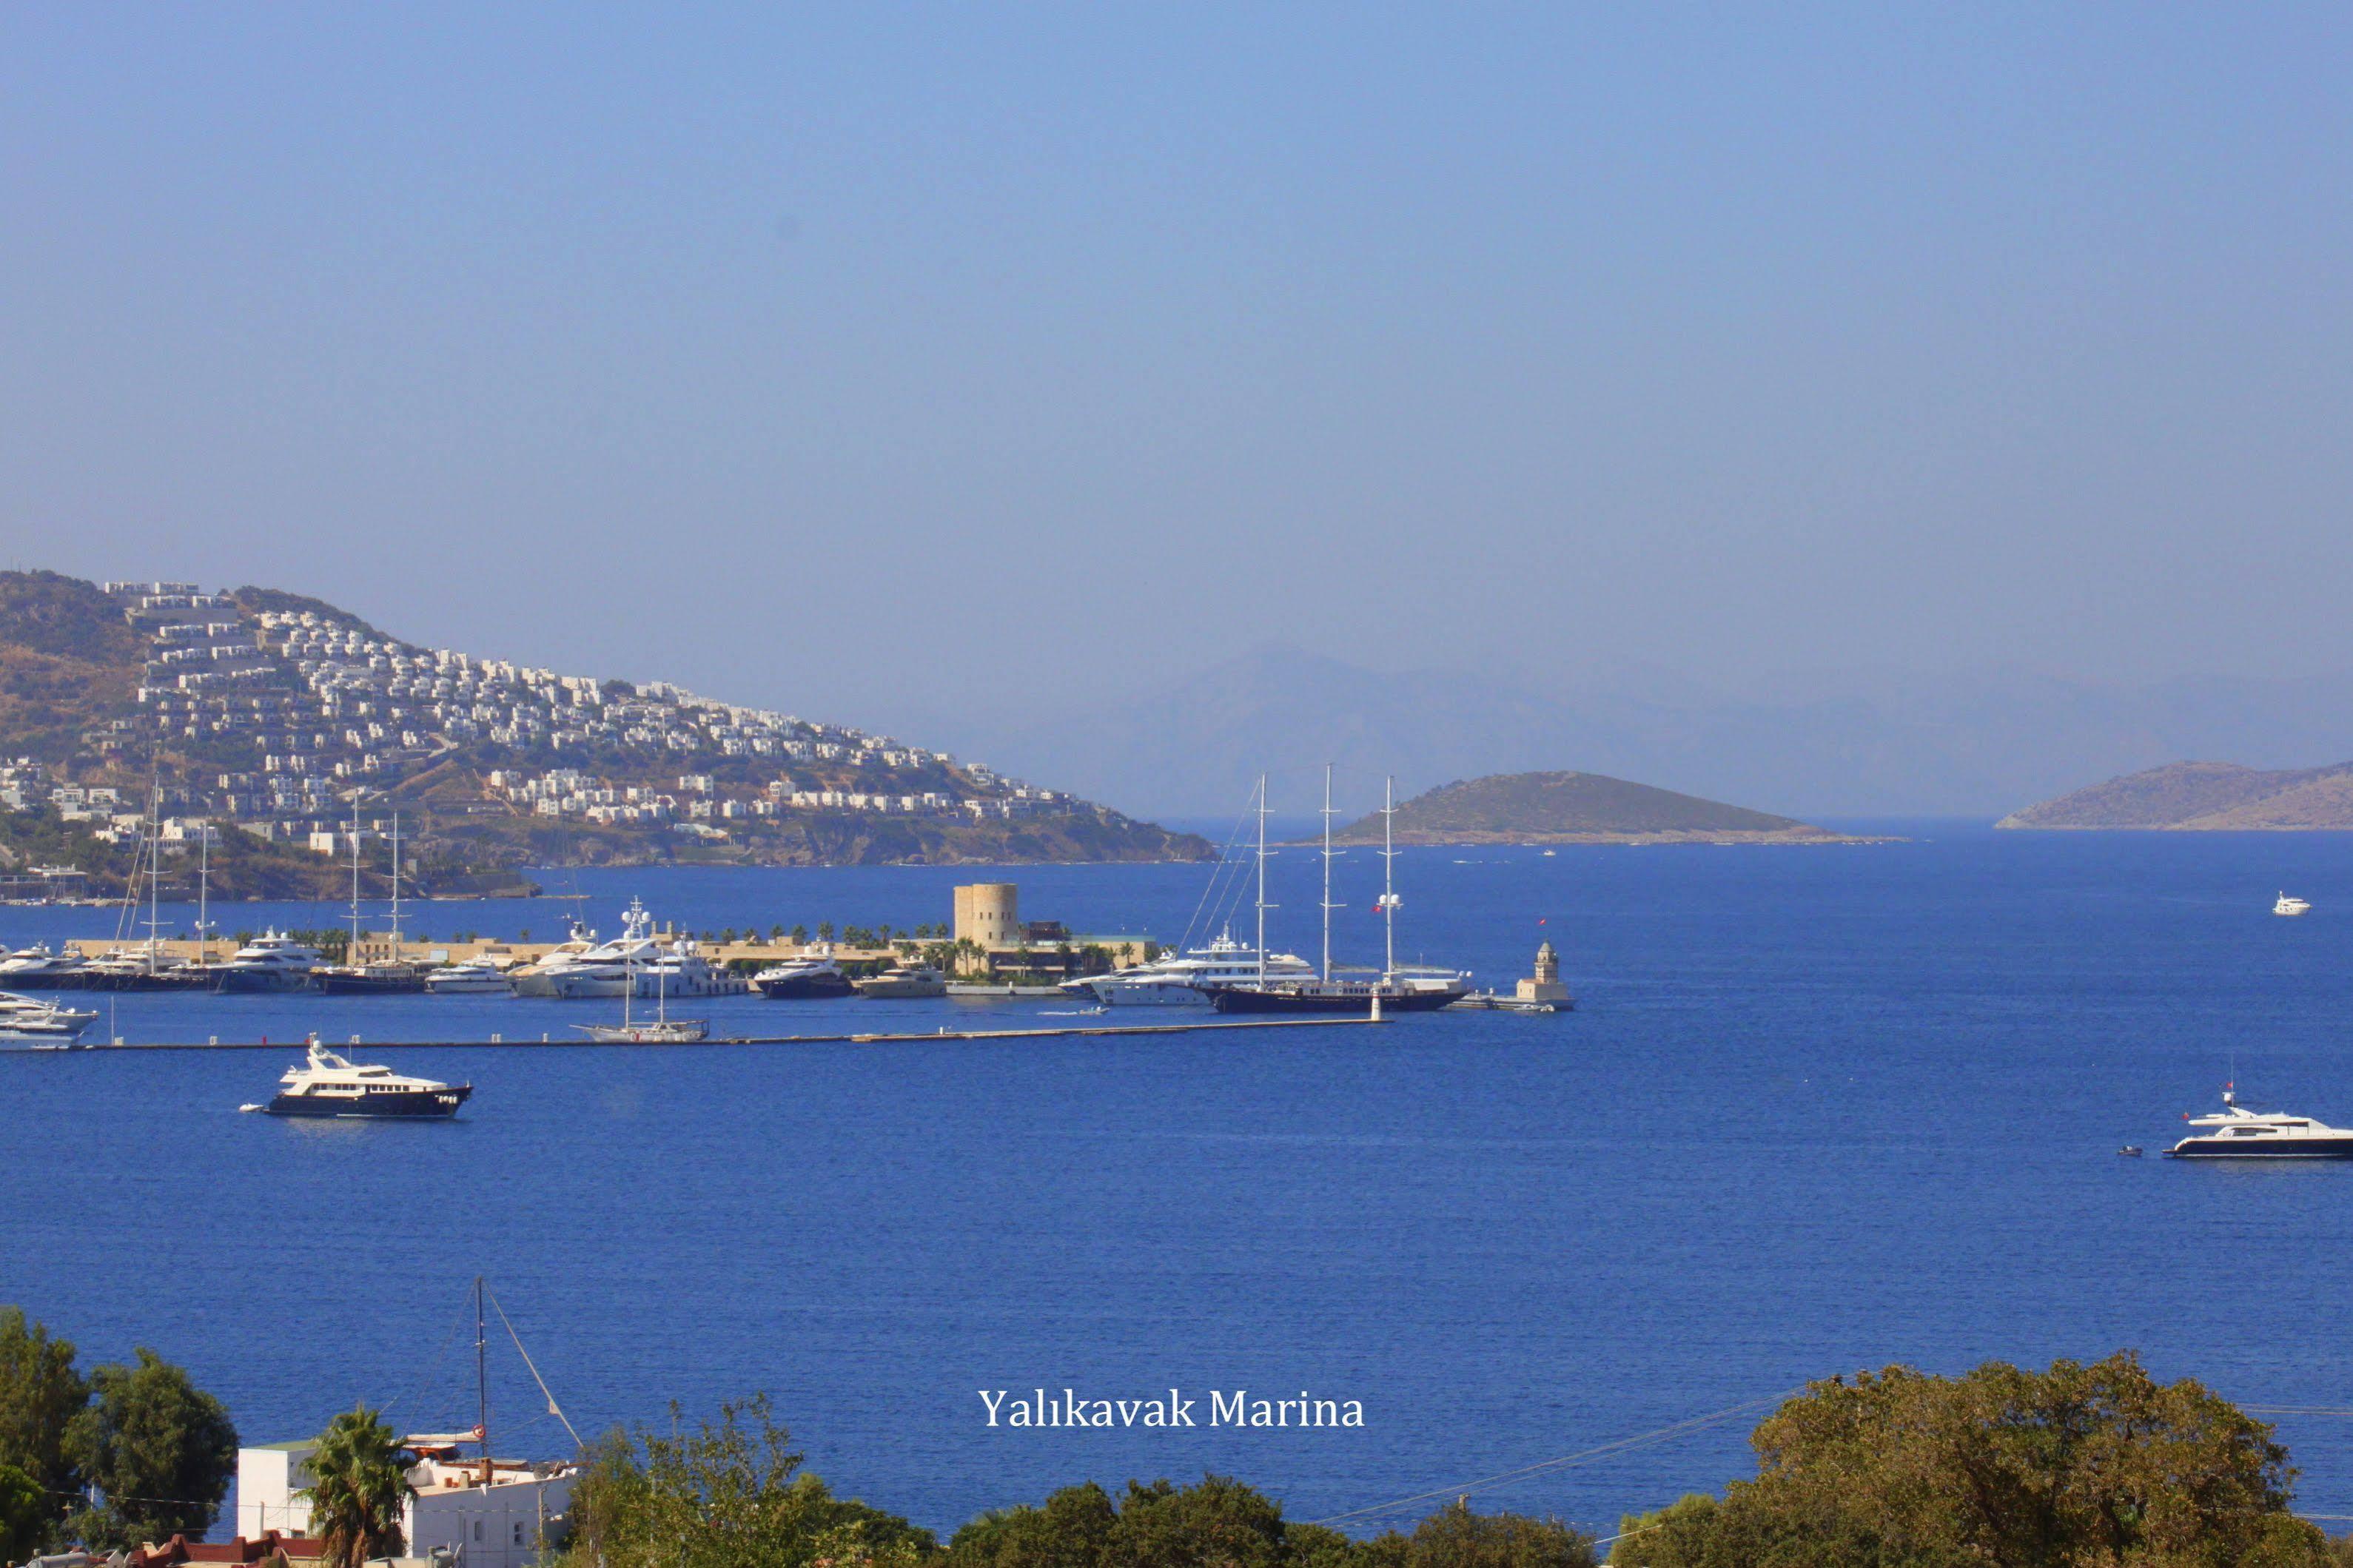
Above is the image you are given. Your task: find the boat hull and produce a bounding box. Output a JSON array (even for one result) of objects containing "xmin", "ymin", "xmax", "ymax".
[
  {"xmin": 756, "ymin": 972, "xmax": 856, "ymax": 1000},
  {"xmin": 2168, "ymin": 1137, "xmax": 2353, "ymax": 1159},
  {"xmin": 315, "ymin": 972, "xmax": 427, "ymax": 996},
  {"xmin": 214, "ymin": 969, "xmax": 317, "ymax": 995},
  {"xmin": 265, "ymin": 1085, "xmax": 471, "ymax": 1119},
  {"xmin": 1207, "ymin": 984, "xmax": 1463, "ymax": 1014}
]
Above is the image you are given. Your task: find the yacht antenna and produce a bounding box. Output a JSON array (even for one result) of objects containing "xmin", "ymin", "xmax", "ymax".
[
  {"xmin": 475, "ymin": 1274, "xmax": 491, "ymax": 1485},
  {"xmin": 1255, "ymin": 774, "xmax": 1269, "ymax": 983},
  {"xmin": 1320, "ymin": 763, "xmax": 1339, "ymax": 983},
  {"xmin": 1379, "ymin": 775, "xmax": 1399, "ymax": 980}
]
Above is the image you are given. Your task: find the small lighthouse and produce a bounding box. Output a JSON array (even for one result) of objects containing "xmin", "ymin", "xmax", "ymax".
[{"xmin": 1514, "ymin": 940, "xmax": 1572, "ymax": 1007}]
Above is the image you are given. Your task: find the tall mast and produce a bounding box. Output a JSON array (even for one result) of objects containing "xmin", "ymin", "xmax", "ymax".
[
  {"xmin": 196, "ymin": 825, "xmax": 209, "ymax": 968},
  {"xmin": 144, "ymin": 778, "xmax": 161, "ymax": 974},
  {"xmin": 1254, "ymin": 774, "xmax": 1269, "ymax": 982},
  {"xmin": 389, "ymin": 811, "xmax": 403, "ymax": 949},
  {"xmin": 347, "ymin": 793, "xmax": 363, "ymax": 956},
  {"xmin": 1380, "ymin": 775, "xmax": 1399, "ymax": 979},
  {"xmin": 1319, "ymin": 763, "xmax": 1337, "ymax": 983},
  {"xmin": 475, "ymin": 1275, "xmax": 491, "ymax": 1485}
]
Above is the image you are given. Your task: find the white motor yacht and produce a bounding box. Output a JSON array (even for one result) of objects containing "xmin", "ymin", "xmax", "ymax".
[
  {"xmin": 243, "ymin": 1039, "xmax": 471, "ymax": 1119},
  {"xmin": 0, "ymin": 944, "xmax": 88, "ymax": 988},
  {"xmin": 424, "ymin": 955, "xmax": 515, "ymax": 995},
  {"xmin": 2167, "ymin": 1084, "xmax": 2353, "ymax": 1158},
  {"xmin": 1061, "ymin": 931, "xmax": 1315, "ymax": 1006},
  {"xmin": 854, "ymin": 963, "xmax": 948, "ymax": 999},
  {"xmin": 212, "ymin": 930, "xmax": 325, "ymax": 993},
  {"xmin": 2275, "ymin": 892, "xmax": 2312, "ymax": 917},
  {"xmin": 504, "ymin": 921, "xmax": 609, "ymax": 997},
  {"xmin": 753, "ymin": 956, "xmax": 856, "ymax": 999},
  {"xmin": 0, "ymin": 991, "xmax": 99, "ymax": 1048}
]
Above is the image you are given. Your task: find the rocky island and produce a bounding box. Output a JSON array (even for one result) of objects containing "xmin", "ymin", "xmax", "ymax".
[
  {"xmin": 1998, "ymin": 760, "xmax": 2353, "ymax": 830},
  {"xmin": 1326, "ymin": 770, "xmax": 1858, "ymax": 845}
]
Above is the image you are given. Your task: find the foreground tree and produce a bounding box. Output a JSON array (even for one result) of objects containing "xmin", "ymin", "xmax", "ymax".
[
  {"xmin": 0, "ymin": 1307, "xmax": 87, "ymax": 1509},
  {"xmin": 1610, "ymin": 1352, "xmax": 2334, "ymax": 1568},
  {"xmin": 0, "ymin": 1461, "xmax": 50, "ymax": 1566},
  {"xmin": 947, "ymin": 1478, "xmax": 1589, "ymax": 1568},
  {"xmin": 64, "ymin": 1347, "xmax": 238, "ymax": 1550},
  {"xmin": 302, "ymin": 1404, "xmax": 412, "ymax": 1568},
  {"xmin": 560, "ymin": 1395, "xmax": 932, "ymax": 1568}
]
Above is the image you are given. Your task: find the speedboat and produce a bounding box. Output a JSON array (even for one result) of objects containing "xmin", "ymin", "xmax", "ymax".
[
  {"xmin": 212, "ymin": 931, "xmax": 325, "ymax": 993},
  {"xmin": 2166, "ymin": 1084, "xmax": 2353, "ymax": 1158},
  {"xmin": 1060, "ymin": 931, "xmax": 1314, "ymax": 1007},
  {"xmin": 244, "ymin": 1039, "xmax": 470, "ymax": 1119},
  {"xmin": 2275, "ymin": 892, "xmax": 2312, "ymax": 917},
  {"xmin": 853, "ymin": 963, "xmax": 948, "ymax": 999},
  {"xmin": 753, "ymin": 957, "xmax": 856, "ymax": 999},
  {"xmin": 424, "ymin": 956, "xmax": 514, "ymax": 995},
  {"xmin": 0, "ymin": 991, "xmax": 98, "ymax": 1048}
]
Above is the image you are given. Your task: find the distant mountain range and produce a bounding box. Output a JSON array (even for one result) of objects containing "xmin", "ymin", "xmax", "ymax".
[
  {"xmin": 1998, "ymin": 761, "xmax": 2353, "ymax": 830},
  {"xmin": 1327, "ymin": 771, "xmax": 1847, "ymax": 845},
  {"xmin": 880, "ymin": 648, "xmax": 2353, "ymax": 820}
]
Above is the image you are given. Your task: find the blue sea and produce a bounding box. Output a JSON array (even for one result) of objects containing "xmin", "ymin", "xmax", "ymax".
[{"xmin": 7, "ymin": 822, "xmax": 2353, "ymax": 1539}]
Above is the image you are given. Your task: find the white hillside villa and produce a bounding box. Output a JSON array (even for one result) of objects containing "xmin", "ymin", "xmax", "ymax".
[{"xmin": 237, "ymin": 1434, "xmax": 578, "ymax": 1568}]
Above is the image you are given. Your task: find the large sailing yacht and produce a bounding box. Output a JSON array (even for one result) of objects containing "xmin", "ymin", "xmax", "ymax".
[{"xmin": 1201, "ymin": 770, "xmax": 1469, "ymax": 1015}]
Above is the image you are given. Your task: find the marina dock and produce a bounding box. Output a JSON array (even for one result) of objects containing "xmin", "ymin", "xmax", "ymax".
[{"xmin": 34, "ymin": 1015, "xmax": 1389, "ymax": 1052}]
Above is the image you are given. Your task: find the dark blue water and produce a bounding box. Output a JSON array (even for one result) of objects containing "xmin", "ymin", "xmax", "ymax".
[{"xmin": 7, "ymin": 824, "xmax": 2353, "ymax": 1538}]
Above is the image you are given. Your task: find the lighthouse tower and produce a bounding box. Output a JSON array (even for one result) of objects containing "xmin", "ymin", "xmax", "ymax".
[{"xmin": 1515, "ymin": 940, "xmax": 1571, "ymax": 1006}]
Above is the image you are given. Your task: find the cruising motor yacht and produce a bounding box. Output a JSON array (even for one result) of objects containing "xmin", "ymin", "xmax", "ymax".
[
  {"xmin": 853, "ymin": 963, "xmax": 948, "ymax": 999},
  {"xmin": 243, "ymin": 1039, "xmax": 470, "ymax": 1119},
  {"xmin": 753, "ymin": 955, "xmax": 856, "ymax": 999},
  {"xmin": 1061, "ymin": 931, "xmax": 1315, "ymax": 1006},
  {"xmin": 2275, "ymin": 892, "xmax": 2312, "ymax": 917},
  {"xmin": 505, "ymin": 920, "xmax": 611, "ymax": 997},
  {"xmin": 424, "ymin": 955, "xmax": 515, "ymax": 995},
  {"xmin": 212, "ymin": 930, "xmax": 325, "ymax": 993},
  {"xmin": 2166, "ymin": 1084, "xmax": 2353, "ymax": 1158},
  {"xmin": 0, "ymin": 991, "xmax": 98, "ymax": 1048},
  {"xmin": 0, "ymin": 944, "xmax": 90, "ymax": 989}
]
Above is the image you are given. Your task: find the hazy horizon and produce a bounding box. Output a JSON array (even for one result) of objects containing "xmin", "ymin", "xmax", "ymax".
[{"xmin": 6, "ymin": 7, "xmax": 2352, "ymax": 800}]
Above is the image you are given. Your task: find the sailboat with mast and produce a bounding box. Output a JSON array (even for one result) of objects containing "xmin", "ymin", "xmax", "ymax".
[
  {"xmin": 574, "ymin": 935, "xmax": 710, "ymax": 1042},
  {"xmin": 316, "ymin": 803, "xmax": 429, "ymax": 994},
  {"xmin": 1203, "ymin": 767, "xmax": 1470, "ymax": 1014},
  {"xmin": 81, "ymin": 777, "xmax": 210, "ymax": 992}
]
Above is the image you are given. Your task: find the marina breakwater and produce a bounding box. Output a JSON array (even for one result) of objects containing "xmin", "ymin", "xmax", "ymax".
[{"xmin": 39, "ymin": 1015, "xmax": 1389, "ymax": 1050}]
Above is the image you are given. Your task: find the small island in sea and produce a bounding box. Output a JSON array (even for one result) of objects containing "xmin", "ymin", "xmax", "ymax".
[
  {"xmin": 1998, "ymin": 759, "xmax": 2353, "ymax": 830},
  {"xmin": 1326, "ymin": 770, "xmax": 1859, "ymax": 846}
]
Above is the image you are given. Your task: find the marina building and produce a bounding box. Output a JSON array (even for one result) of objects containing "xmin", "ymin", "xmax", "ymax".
[{"xmin": 237, "ymin": 1436, "xmax": 577, "ymax": 1568}]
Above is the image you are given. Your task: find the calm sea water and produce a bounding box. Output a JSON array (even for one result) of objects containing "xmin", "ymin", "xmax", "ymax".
[{"xmin": 7, "ymin": 823, "xmax": 2353, "ymax": 1538}]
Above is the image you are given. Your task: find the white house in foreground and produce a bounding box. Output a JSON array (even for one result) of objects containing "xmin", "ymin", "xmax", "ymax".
[{"xmin": 238, "ymin": 1434, "xmax": 578, "ymax": 1568}]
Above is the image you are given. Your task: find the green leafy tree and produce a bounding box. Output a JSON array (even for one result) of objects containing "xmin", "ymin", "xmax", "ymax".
[
  {"xmin": 0, "ymin": 1461, "xmax": 50, "ymax": 1566},
  {"xmin": 1355, "ymin": 1501, "xmax": 1595, "ymax": 1568},
  {"xmin": 560, "ymin": 1396, "xmax": 932, "ymax": 1568},
  {"xmin": 948, "ymin": 1475, "xmax": 1346, "ymax": 1568},
  {"xmin": 0, "ymin": 1307, "xmax": 87, "ymax": 1508},
  {"xmin": 1609, "ymin": 1353, "xmax": 2332, "ymax": 1568},
  {"xmin": 816, "ymin": 922, "xmax": 835, "ymax": 943},
  {"xmin": 301, "ymin": 1404, "xmax": 412, "ymax": 1568},
  {"xmin": 791, "ymin": 925, "xmax": 809, "ymax": 946},
  {"xmin": 63, "ymin": 1347, "xmax": 237, "ymax": 1550}
]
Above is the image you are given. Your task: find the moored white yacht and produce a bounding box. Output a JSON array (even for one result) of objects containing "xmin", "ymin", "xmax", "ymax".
[
  {"xmin": 424, "ymin": 955, "xmax": 515, "ymax": 995},
  {"xmin": 854, "ymin": 963, "xmax": 947, "ymax": 998},
  {"xmin": 244, "ymin": 1039, "xmax": 470, "ymax": 1119},
  {"xmin": 0, "ymin": 991, "xmax": 99, "ymax": 1048},
  {"xmin": 0, "ymin": 944, "xmax": 89, "ymax": 988},
  {"xmin": 753, "ymin": 955, "xmax": 856, "ymax": 999},
  {"xmin": 212, "ymin": 930, "xmax": 324, "ymax": 993},
  {"xmin": 2275, "ymin": 892, "xmax": 2312, "ymax": 917},
  {"xmin": 2167, "ymin": 1084, "xmax": 2353, "ymax": 1158},
  {"xmin": 1061, "ymin": 931, "xmax": 1315, "ymax": 1006}
]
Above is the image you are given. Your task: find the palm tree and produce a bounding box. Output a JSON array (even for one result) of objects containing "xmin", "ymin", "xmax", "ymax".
[{"xmin": 301, "ymin": 1404, "xmax": 412, "ymax": 1568}]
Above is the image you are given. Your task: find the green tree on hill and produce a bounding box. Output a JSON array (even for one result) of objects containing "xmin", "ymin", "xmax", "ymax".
[
  {"xmin": 0, "ymin": 1461, "xmax": 50, "ymax": 1565},
  {"xmin": 63, "ymin": 1347, "xmax": 238, "ymax": 1549},
  {"xmin": 1608, "ymin": 1352, "xmax": 2333, "ymax": 1568}
]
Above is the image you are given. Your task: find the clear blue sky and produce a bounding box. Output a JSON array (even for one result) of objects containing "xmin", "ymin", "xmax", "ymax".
[{"xmin": 3, "ymin": 5, "xmax": 2349, "ymax": 721}]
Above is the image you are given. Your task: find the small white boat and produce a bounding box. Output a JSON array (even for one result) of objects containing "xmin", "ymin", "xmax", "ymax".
[
  {"xmin": 2275, "ymin": 892, "xmax": 2312, "ymax": 917},
  {"xmin": 2168, "ymin": 1083, "xmax": 2353, "ymax": 1158}
]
